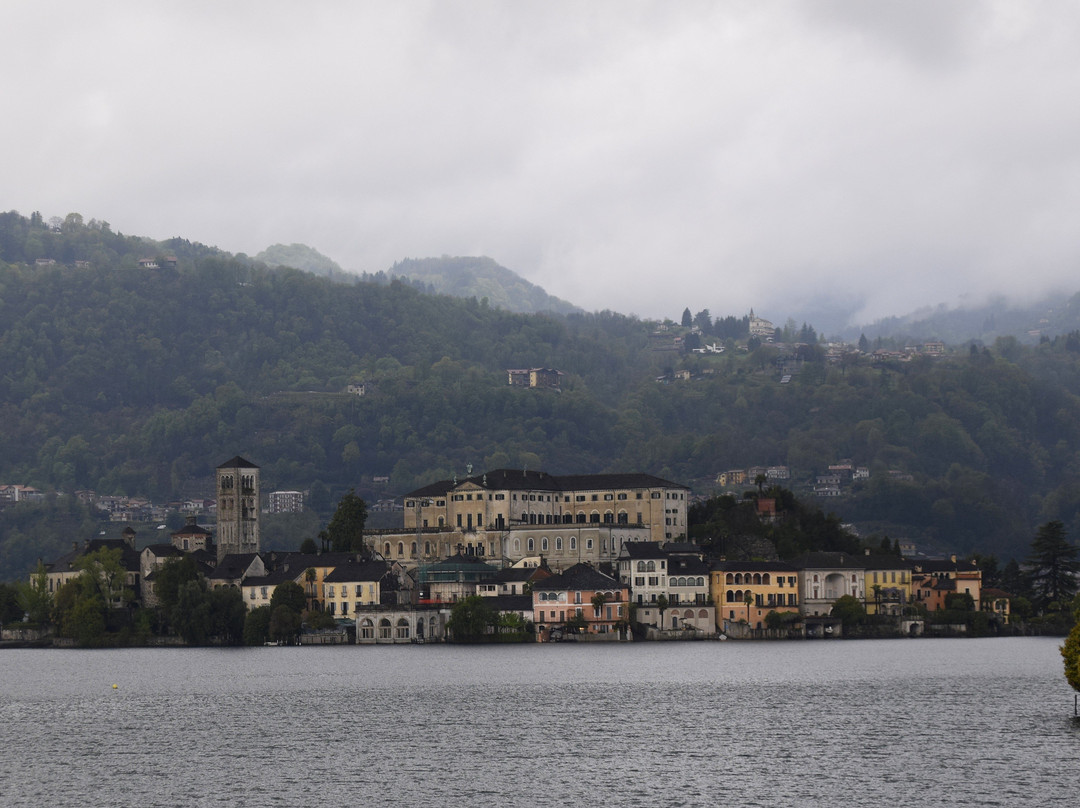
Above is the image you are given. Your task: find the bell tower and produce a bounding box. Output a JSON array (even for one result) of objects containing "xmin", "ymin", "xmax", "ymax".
[{"xmin": 216, "ymin": 456, "xmax": 260, "ymax": 561}]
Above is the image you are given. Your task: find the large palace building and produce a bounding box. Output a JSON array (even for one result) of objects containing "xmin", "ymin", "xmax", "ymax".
[{"xmin": 368, "ymin": 469, "xmax": 689, "ymax": 570}]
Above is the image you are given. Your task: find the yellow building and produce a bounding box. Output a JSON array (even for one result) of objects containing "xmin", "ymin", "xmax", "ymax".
[
  {"xmin": 862, "ymin": 555, "xmax": 914, "ymax": 616},
  {"xmin": 322, "ymin": 560, "xmax": 394, "ymax": 618},
  {"xmin": 710, "ymin": 561, "xmax": 799, "ymax": 633}
]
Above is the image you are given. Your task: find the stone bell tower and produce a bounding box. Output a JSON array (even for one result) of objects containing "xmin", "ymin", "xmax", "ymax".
[{"xmin": 216, "ymin": 456, "xmax": 260, "ymax": 562}]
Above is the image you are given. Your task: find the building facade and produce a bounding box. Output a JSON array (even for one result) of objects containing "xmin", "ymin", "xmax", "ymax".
[{"xmin": 216, "ymin": 456, "xmax": 260, "ymax": 562}]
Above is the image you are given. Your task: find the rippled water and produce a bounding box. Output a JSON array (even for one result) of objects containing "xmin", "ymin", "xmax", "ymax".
[{"xmin": 1, "ymin": 638, "xmax": 1077, "ymax": 807}]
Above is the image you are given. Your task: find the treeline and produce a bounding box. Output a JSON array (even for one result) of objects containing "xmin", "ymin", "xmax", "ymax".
[{"xmin": 4, "ymin": 210, "xmax": 1080, "ymax": 569}]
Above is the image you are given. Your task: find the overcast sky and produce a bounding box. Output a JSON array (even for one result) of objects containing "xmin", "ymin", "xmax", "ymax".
[{"xmin": 4, "ymin": 1, "xmax": 1079, "ymax": 327}]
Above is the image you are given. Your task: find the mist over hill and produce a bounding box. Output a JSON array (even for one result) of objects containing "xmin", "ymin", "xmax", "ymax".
[
  {"xmin": 3, "ymin": 209, "xmax": 1080, "ymax": 580},
  {"xmin": 380, "ymin": 256, "xmax": 582, "ymax": 316}
]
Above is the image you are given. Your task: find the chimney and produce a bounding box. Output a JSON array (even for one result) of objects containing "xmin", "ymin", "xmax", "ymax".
[{"xmin": 950, "ymin": 554, "xmax": 957, "ymax": 564}]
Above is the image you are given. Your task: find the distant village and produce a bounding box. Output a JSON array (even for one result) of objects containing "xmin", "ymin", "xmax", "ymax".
[{"xmin": 7, "ymin": 455, "xmax": 1009, "ymax": 646}]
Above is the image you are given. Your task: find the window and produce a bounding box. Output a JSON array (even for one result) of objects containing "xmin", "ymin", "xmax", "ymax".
[
  {"xmin": 651, "ymin": 492, "xmax": 661, "ymax": 499},
  {"xmin": 570, "ymin": 536, "xmax": 577, "ymax": 550},
  {"xmin": 618, "ymin": 493, "xmax": 627, "ymax": 500},
  {"xmin": 556, "ymin": 537, "xmax": 563, "ymax": 551},
  {"xmin": 541, "ymin": 537, "xmax": 549, "ymax": 551},
  {"xmin": 528, "ymin": 538, "xmax": 535, "ymax": 552},
  {"xmin": 604, "ymin": 493, "xmax": 613, "ymax": 501},
  {"xmin": 396, "ymin": 619, "xmax": 410, "ymax": 639},
  {"xmin": 586, "ymin": 538, "xmax": 593, "ymax": 550}
]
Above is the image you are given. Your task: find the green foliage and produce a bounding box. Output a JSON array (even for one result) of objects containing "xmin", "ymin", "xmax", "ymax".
[
  {"xmin": 325, "ymin": 490, "xmax": 367, "ymax": 553},
  {"xmin": 269, "ymin": 580, "xmax": 307, "ymax": 615},
  {"xmin": 243, "ymin": 605, "xmax": 272, "ymax": 645},
  {"xmin": 447, "ymin": 595, "xmax": 496, "ymax": 642},
  {"xmin": 7, "ymin": 209, "xmax": 1080, "ymax": 576},
  {"xmin": 1062, "ymin": 618, "xmax": 1080, "ymax": 693},
  {"xmin": 270, "ymin": 605, "xmax": 302, "ymax": 643},
  {"xmin": 944, "ymin": 592, "xmax": 976, "ymax": 612},
  {"xmin": 18, "ymin": 561, "xmax": 52, "ymax": 626},
  {"xmin": 1027, "ymin": 520, "xmax": 1080, "ymax": 612},
  {"xmin": 172, "ymin": 579, "xmax": 246, "ymax": 645},
  {"xmin": 0, "ymin": 581, "xmax": 22, "ymax": 623},
  {"xmin": 831, "ymin": 595, "xmax": 866, "ymax": 626}
]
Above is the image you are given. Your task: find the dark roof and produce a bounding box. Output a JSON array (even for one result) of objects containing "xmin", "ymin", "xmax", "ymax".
[
  {"xmin": 406, "ymin": 468, "xmax": 688, "ymax": 498},
  {"xmin": 620, "ymin": 541, "xmax": 665, "ymax": 559},
  {"xmin": 143, "ymin": 543, "xmax": 183, "ymax": 557},
  {"xmin": 664, "ymin": 541, "xmax": 701, "ymax": 555},
  {"xmin": 861, "ymin": 555, "xmax": 914, "ymax": 571},
  {"xmin": 789, "ymin": 552, "xmax": 863, "ymax": 570},
  {"xmin": 492, "ymin": 565, "xmax": 550, "ymax": 584},
  {"xmin": 420, "ymin": 554, "xmax": 498, "ymax": 582},
  {"xmin": 172, "ymin": 523, "xmax": 212, "ymax": 537},
  {"xmin": 243, "ymin": 567, "xmax": 304, "ymax": 587},
  {"xmin": 217, "ymin": 455, "xmax": 258, "ymax": 469},
  {"xmin": 487, "ymin": 594, "xmax": 533, "ymax": 612},
  {"xmin": 324, "ymin": 561, "xmax": 391, "ymax": 583},
  {"xmin": 208, "ymin": 552, "xmax": 260, "ymax": 580},
  {"xmin": 46, "ymin": 538, "xmax": 142, "ymax": 573},
  {"xmin": 536, "ymin": 563, "xmax": 623, "ymax": 592},
  {"xmin": 264, "ymin": 551, "xmax": 358, "ymax": 574},
  {"xmin": 668, "ymin": 556, "xmax": 710, "ymax": 576}
]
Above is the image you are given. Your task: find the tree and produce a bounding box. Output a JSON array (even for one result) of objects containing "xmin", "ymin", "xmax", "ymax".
[
  {"xmin": 447, "ymin": 595, "xmax": 495, "ymax": 642},
  {"xmin": 325, "ymin": 490, "xmax": 368, "ymax": 553},
  {"xmin": 1062, "ymin": 618, "xmax": 1080, "ymax": 694},
  {"xmin": 1027, "ymin": 521, "xmax": 1080, "ymax": 611},
  {"xmin": 269, "ymin": 605, "xmax": 302, "ymax": 644},
  {"xmin": 270, "ymin": 580, "xmax": 307, "ymax": 615},
  {"xmin": 831, "ymin": 595, "xmax": 866, "ymax": 626},
  {"xmin": 591, "ymin": 591, "xmax": 607, "ymax": 621},
  {"xmin": 19, "ymin": 561, "xmax": 53, "ymax": 626},
  {"xmin": 0, "ymin": 582, "xmax": 23, "ymax": 624},
  {"xmin": 681, "ymin": 308, "xmax": 692, "ymax": 328},
  {"xmin": 75, "ymin": 547, "xmax": 133, "ymax": 609},
  {"xmin": 299, "ymin": 537, "xmax": 318, "ymax": 554},
  {"xmin": 657, "ymin": 594, "xmax": 669, "ymax": 628},
  {"xmin": 244, "ymin": 605, "xmax": 272, "ymax": 645}
]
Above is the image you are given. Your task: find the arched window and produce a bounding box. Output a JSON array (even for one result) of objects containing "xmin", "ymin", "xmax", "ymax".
[
  {"xmin": 603, "ymin": 511, "xmax": 613, "ymax": 524},
  {"xmin": 541, "ymin": 537, "xmax": 549, "ymax": 551},
  {"xmin": 590, "ymin": 512, "xmax": 600, "ymax": 523},
  {"xmin": 425, "ymin": 541, "xmax": 431, "ymax": 555},
  {"xmin": 753, "ymin": 573, "xmax": 762, "ymax": 585},
  {"xmin": 527, "ymin": 538, "xmax": 535, "ymax": 552},
  {"xmin": 556, "ymin": 536, "xmax": 563, "ymax": 551},
  {"xmin": 411, "ymin": 542, "xmax": 417, "ymax": 556},
  {"xmin": 617, "ymin": 511, "xmax": 628, "ymax": 524},
  {"xmin": 359, "ymin": 618, "xmax": 374, "ymax": 639},
  {"xmin": 726, "ymin": 573, "xmax": 734, "ymax": 585},
  {"xmin": 563, "ymin": 513, "xmax": 572, "ymax": 524},
  {"xmin": 383, "ymin": 542, "xmax": 391, "ymax": 556},
  {"xmin": 379, "ymin": 618, "xmax": 392, "ymax": 639},
  {"xmin": 698, "ymin": 609, "xmax": 708, "ymax": 619},
  {"xmin": 570, "ymin": 536, "xmax": 577, "ymax": 550},
  {"xmin": 396, "ymin": 618, "xmax": 410, "ymax": 639},
  {"xmin": 646, "ymin": 561, "xmax": 656, "ymax": 572},
  {"xmin": 734, "ymin": 573, "xmax": 743, "ymax": 584},
  {"xmin": 577, "ymin": 513, "xmax": 586, "ymax": 523},
  {"xmin": 637, "ymin": 561, "xmax": 646, "ymax": 572},
  {"xmin": 398, "ymin": 542, "xmax": 404, "ymax": 556},
  {"xmin": 762, "ymin": 574, "xmax": 770, "ymax": 585},
  {"xmin": 513, "ymin": 538, "xmax": 521, "ymax": 554},
  {"xmin": 726, "ymin": 591, "xmax": 736, "ymax": 602}
]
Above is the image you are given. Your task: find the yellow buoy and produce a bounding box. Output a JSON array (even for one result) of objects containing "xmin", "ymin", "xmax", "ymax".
[{"xmin": 112, "ymin": 684, "xmax": 118, "ymax": 689}]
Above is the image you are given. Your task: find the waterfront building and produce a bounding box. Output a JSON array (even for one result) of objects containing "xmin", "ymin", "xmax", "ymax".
[
  {"xmin": 532, "ymin": 563, "xmax": 629, "ymax": 640},
  {"xmin": 710, "ymin": 560, "xmax": 799, "ymax": 633}
]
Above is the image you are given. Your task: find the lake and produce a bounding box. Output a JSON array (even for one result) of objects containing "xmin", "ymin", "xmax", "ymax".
[{"xmin": 1, "ymin": 637, "xmax": 1077, "ymax": 807}]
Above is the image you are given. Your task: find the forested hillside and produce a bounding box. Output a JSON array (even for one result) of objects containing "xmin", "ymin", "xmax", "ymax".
[{"xmin": 3, "ymin": 209, "xmax": 1080, "ymax": 570}]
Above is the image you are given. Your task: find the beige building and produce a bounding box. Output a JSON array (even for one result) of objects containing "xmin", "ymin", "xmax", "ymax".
[{"xmin": 373, "ymin": 469, "xmax": 688, "ymax": 570}]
